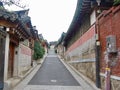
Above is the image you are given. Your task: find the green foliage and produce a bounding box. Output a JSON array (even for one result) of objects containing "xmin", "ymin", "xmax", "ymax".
[
  {"xmin": 114, "ymin": 0, "xmax": 120, "ymax": 6},
  {"xmin": 33, "ymin": 41, "xmax": 45, "ymax": 60}
]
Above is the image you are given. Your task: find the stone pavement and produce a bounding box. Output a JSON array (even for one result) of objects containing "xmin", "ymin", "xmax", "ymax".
[{"xmin": 12, "ymin": 51, "xmax": 99, "ymax": 90}]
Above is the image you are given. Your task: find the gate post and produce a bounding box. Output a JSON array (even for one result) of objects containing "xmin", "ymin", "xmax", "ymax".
[
  {"xmin": 0, "ymin": 28, "xmax": 6, "ymax": 90},
  {"xmin": 0, "ymin": 39, "xmax": 5, "ymax": 90}
]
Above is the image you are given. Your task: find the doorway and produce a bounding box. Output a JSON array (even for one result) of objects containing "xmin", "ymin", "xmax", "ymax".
[{"xmin": 8, "ymin": 42, "xmax": 15, "ymax": 78}]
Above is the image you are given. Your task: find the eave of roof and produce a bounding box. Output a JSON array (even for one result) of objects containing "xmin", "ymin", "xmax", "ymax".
[
  {"xmin": 56, "ymin": 32, "xmax": 66, "ymax": 46},
  {"xmin": 15, "ymin": 9, "xmax": 34, "ymax": 38},
  {"xmin": 0, "ymin": 9, "xmax": 18, "ymax": 22},
  {"xmin": 0, "ymin": 9, "xmax": 32, "ymax": 38},
  {"xmin": 64, "ymin": 0, "xmax": 91, "ymax": 42},
  {"xmin": 63, "ymin": 0, "xmax": 113, "ymax": 46},
  {"xmin": 15, "ymin": 9, "xmax": 29, "ymax": 18},
  {"xmin": 0, "ymin": 28, "xmax": 7, "ymax": 37}
]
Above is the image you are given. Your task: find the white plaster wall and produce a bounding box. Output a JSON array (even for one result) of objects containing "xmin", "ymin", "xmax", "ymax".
[
  {"xmin": 90, "ymin": 10, "xmax": 96, "ymax": 25},
  {"xmin": 18, "ymin": 44, "xmax": 31, "ymax": 76}
]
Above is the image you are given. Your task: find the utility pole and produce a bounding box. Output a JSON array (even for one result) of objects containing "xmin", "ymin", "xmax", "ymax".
[
  {"xmin": 105, "ymin": 35, "xmax": 117, "ymax": 90},
  {"xmin": 104, "ymin": 52, "xmax": 111, "ymax": 90}
]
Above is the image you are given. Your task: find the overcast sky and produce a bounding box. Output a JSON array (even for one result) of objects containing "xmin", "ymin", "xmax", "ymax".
[{"xmin": 5, "ymin": 0, "xmax": 77, "ymax": 42}]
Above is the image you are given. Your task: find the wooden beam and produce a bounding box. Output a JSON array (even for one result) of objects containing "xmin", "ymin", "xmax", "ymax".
[{"xmin": 0, "ymin": 19, "xmax": 16, "ymax": 28}]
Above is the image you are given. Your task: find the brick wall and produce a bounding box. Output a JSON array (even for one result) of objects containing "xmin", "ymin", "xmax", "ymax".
[{"xmin": 98, "ymin": 6, "xmax": 120, "ymax": 76}]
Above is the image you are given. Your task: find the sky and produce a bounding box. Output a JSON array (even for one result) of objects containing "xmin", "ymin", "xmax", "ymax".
[{"xmin": 5, "ymin": 0, "xmax": 77, "ymax": 42}]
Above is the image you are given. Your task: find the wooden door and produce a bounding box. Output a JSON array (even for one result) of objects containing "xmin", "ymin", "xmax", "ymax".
[{"xmin": 8, "ymin": 42, "xmax": 15, "ymax": 78}]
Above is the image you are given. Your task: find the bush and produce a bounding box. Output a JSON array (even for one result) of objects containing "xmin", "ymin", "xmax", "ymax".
[
  {"xmin": 33, "ymin": 41, "xmax": 45, "ymax": 60},
  {"xmin": 114, "ymin": 0, "xmax": 120, "ymax": 6}
]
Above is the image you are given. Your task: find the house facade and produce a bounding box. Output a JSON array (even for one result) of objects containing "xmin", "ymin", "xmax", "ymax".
[
  {"xmin": 0, "ymin": 5, "xmax": 35, "ymax": 88},
  {"xmin": 63, "ymin": 0, "xmax": 118, "ymax": 90}
]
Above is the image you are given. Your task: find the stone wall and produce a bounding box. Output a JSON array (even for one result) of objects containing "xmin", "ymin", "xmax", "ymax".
[
  {"xmin": 100, "ymin": 73, "xmax": 120, "ymax": 90},
  {"xmin": 57, "ymin": 44, "xmax": 64, "ymax": 58},
  {"xmin": 70, "ymin": 62, "xmax": 96, "ymax": 82}
]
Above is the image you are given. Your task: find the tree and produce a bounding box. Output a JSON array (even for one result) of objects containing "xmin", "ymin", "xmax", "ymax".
[
  {"xmin": 114, "ymin": 0, "xmax": 120, "ymax": 5},
  {"xmin": 0, "ymin": 0, "xmax": 26, "ymax": 8},
  {"xmin": 33, "ymin": 41, "xmax": 45, "ymax": 60}
]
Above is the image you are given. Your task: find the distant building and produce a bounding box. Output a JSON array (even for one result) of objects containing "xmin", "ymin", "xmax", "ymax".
[
  {"xmin": 55, "ymin": 32, "xmax": 66, "ymax": 57},
  {"xmin": 38, "ymin": 34, "xmax": 44, "ymax": 40},
  {"xmin": 49, "ymin": 41, "xmax": 57, "ymax": 49}
]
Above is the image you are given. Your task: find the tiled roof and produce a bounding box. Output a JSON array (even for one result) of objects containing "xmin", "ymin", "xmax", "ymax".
[
  {"xmin": 15, "ymin": 9, "xmax": 29, "ymax": 18},
  {"xmin": 64, "ymin": 0, "xmax": 113, "ymax": 44},
  {"xmin": 0, "ymin": 9, "xmax": 18, "ymax": 22}
]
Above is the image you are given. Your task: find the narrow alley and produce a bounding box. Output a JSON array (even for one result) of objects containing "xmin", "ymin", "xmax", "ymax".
[
  {"xmin": 1, "ymin": 1, "xmax": 120, "ymax": 90},
  {"xmin": 12, "ymin": 48, "xmax": 96, "ymax": 90}
]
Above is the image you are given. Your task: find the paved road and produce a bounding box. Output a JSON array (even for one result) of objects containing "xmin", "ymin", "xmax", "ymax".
[
  {"xmin": 28, "ymin": 51, "xmax": 80, "ymax": 86},
  {"xmin": 13, "ymin": 49, "xmax": 96, "ymax": 90}
]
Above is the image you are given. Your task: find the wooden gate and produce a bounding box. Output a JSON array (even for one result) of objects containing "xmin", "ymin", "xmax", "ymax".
[{"xmin": 8, "ymin": 42, "xmax": 15, "ymax": 78}]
